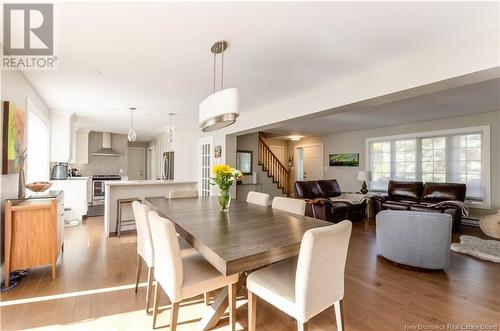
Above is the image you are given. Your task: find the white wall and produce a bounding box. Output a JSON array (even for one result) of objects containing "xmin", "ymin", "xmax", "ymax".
[
  {"xmin": 288, "ymin": 110, "xmax": 500, "ymax": 211},
  {"xmin": 1, "ymin": 71, "xmax": 50, "ymax": 200}
]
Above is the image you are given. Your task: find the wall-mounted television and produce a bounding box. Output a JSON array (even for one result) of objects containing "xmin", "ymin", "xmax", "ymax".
[{"xmin": 329, "ymin": 153, "xmax": 359, "ymax": 167}]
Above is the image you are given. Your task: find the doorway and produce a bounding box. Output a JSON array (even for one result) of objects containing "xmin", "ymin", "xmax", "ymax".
[
  {"xmin": 147, "ymin": 143, "xmax": 157, "ymax": 180},
  {"xmin": 199, "ymin": 137, "xmax": 212, "ymax": 196},
  {"xmin": 295, "ymin": 143, "xmax": 323, "ymax": 181},
  {"xmin": 128, "ymin": 147, "xmax": 146, "ymax": 180}
]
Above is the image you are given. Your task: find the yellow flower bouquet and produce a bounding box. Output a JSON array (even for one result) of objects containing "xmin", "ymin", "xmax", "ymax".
[{"xmin": 211, "ymin": 164, "xmax": 243, "ymax": 211}]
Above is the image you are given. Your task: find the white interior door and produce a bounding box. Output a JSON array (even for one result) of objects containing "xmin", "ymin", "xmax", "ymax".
[
  {"xmin": 270, "ymin": 145, "xmax": 285, "ymax": 165},
  {"xmin": 199, "ymin": 137, "xmax": 212, "ymax": 196},
  {"xmin": 301, "ymin": 144, "xmax": 323, "ymax": 181},
  {"xmin": 128, "ymin": 148, "xmax": 146, "ymax": 180}
]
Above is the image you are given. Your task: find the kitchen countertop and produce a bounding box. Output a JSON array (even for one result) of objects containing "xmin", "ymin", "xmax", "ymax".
[
  {"xmin": 105, "ymin": 180, "xmax": 197, "ymax": 186},
  {"xmin": 51, "ymin": 177, "xmax": 90, "ymax": 181}
]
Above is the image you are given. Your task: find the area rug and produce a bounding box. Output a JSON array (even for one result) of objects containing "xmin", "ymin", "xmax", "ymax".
[{"xmin": 450, "ymin": 235, "xmax": 500, "ymax": 263}]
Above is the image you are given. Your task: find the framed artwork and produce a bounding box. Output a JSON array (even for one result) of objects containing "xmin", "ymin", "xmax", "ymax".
[
  {"xmin": 214, "ymin": 145, "xmax": 222, "ymax": 158},
  {"xmin": 329, "ymin": 153, "xmax": 359, "ymax": 167},
  {"xmin": 2, "ymin": 101, "xmax": 26, "ymax": 174}
]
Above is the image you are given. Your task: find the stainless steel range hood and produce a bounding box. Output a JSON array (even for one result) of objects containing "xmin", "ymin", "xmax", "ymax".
[{"xmin": 93, "ymin": 132, "xmax": 120, "ymax": 156}]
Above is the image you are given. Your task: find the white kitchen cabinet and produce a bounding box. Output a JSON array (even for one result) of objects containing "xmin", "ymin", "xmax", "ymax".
[
  {"xmin": 75, "ymin": 130, "xmax": 89, "ymax": 164},
  {"xmin": 50, "ymin": 111, "xmax": 74, "ymax": 162},
  {"xmin": 50, "ymin": 178, "xmax": 89, "ymax": 220}
]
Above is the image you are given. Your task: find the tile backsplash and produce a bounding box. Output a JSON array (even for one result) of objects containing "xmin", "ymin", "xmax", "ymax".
[{"xmin": 73, "ymin": 132, "xmax": 128, "ymax": 176}]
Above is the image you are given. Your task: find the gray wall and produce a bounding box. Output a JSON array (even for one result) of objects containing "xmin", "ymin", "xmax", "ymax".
[
  {"xmin": 76, "ymin": 132, "xmax": 128, "ymax": 176},
  {"xmin": 288, "ymin": 110, "xmax": 500, "ymax": 211}
]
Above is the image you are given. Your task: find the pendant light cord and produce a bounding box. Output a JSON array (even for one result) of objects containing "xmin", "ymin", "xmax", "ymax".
[
  {"xmin": 221, "ymin": 42, "xmax": 224, "ymax": 90},
  {"xmin": 213, "ymin": 50, "xmax": 216, "ymax": 93}
]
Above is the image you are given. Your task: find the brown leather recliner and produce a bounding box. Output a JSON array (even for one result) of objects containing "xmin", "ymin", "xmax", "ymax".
[
  {"xmin": 372, "ymin": 180, "xmax": 466, "ymax": 228},
  {"xmin": 294, "ymin": 179, "xmax": 366, "ymax": 223}
]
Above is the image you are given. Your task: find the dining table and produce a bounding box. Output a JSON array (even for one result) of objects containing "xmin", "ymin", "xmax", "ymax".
[{"xmin": 145, "ymin": 196, "xmax": 331, "ymax": 330}]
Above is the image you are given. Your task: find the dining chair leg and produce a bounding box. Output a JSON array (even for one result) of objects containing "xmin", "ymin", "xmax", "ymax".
[
  {"xmin": 248, "ymin": 290, "xmax": 257, "ymax": 331},
  {"xmin": 228, "ymin": 283, "xmax": 237, "ymax": 331},
  {"xmin": 334, "ymin": 299, "xmax": 345, "ymax": 331},
  {"xmin": 152, "ymin": 282, "xmax": 161, "ymax": 329},
  {"xmin": 145, "ymin": 266, "xmax": 154, "ymax": 313},
  {"xmin": 297, "ymin": 321, "xmax": 308, "ymax": 331},
  {"xmin": 204, "ymin": 292, "xmax": 210, "ymax": 305},
  {"xmin": 170, "ymin": 302, "xmax": 180, "ymax": 331},
  {"xmin": 134, "ymin": 255, "xmax": 142, "ymax": 293}
]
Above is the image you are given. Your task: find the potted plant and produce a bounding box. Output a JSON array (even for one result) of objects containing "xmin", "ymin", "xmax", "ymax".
[{"xmin": 211, "ymin": 164, "xmax": 242, "ymax": 212}]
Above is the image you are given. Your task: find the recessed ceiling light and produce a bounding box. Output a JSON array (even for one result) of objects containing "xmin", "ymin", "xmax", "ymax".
[
  {"xmin": 290, "ymin": 136, "xmax": 302, "ymax": 141},
  {"xmin": 146, "ymin": 113, "xmax": 152, "ymax": 117},
  {"xmin": 108, "ymin": 108, "xmax": 116, "ymax": 112},
  {"xmin": 90, "ymin": 70, "xmax": 102, "ymax": 76}
]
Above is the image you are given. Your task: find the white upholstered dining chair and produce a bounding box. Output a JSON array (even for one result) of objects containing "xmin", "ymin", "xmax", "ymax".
[
  {"xmin": 246, "ymin": 191, "xmax": 271, "ymax": 206},
  {"xmin": 148, "ymin": 211, "xmax": 240, "ymax": 330},
  {"xmin": 168, "ymin": 190, "xmax": 199, "ymax": 199},
  {"xmin": 247, "ymin": 220, "xmax": 352, "ymax": 331},
  {"xmin": 272, "ymin": 197, "xmax": 306, "ymax": 215},
  {"xmin": 132, "ymin": 201, "xmax": 156, "ymax": 312}
]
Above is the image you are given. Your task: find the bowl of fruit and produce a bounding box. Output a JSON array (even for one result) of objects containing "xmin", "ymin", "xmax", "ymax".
[{"xmin": 26, "ymin": 181, "xmax": 52, "ymax": 193}]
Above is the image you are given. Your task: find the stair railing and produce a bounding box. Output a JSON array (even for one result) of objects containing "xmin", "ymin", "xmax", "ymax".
[{"xmin": 258, "ymin": 137, "xmax": 291, "ymax": 196}]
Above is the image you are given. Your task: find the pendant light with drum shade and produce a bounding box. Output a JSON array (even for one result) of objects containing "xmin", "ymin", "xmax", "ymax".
[
  {"xmin": 128, "ymin": 107, "xmax": 137, "ymax": 142},
  {"xmin": 199, "ymin": 40, "xmax": 239, "ymax": 132}
]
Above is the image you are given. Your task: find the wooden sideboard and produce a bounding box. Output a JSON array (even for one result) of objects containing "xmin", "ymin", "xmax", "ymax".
[{"xmin": 4, "ymin": 191, "xmax": 64, "ymax": 287}]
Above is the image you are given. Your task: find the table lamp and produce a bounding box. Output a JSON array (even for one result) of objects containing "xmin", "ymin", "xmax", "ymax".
[{"xmin": 357, "ymin": 171, "xmax": 372, "ymax": 194}]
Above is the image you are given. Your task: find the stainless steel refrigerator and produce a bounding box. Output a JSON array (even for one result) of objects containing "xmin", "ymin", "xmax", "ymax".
[{"xmin": 162, "ymin": 151, "xmax": 174, "ymax": 180}]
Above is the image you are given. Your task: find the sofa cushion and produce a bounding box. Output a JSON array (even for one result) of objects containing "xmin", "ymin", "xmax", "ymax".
[
  {"xmin": 421, "ymin": 182, "xmax": 467, "ymax": 203},
  {"xmin": 387, "ymin": 180, "xmax": 423, "ymax": 202},
  {"xmin": 294, "ymin": 181, "xmax": 325, "ymax": 199},
  {"xmin": 317, "ymin": 180, "xmax": 342, "ymax": 198},
  {"xmin": 409, "ymin": 204, "xmax": 443, "ymax": 213},
  {"xmin": 382, "ymin": 200, "xmax": 411, "ymax": 210}
]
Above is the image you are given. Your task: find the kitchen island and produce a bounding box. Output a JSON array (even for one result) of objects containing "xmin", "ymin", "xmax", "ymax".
[{"xmin": 104, "ymin": 180, "xmax": 197, "ymax": 236}]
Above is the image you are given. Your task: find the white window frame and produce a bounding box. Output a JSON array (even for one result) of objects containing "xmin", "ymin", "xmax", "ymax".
[{"xmin": 365, "ymin": 125, "xmax": 491, "ymax": 209}]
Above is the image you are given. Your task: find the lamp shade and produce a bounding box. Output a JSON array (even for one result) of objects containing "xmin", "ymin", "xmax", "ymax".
[
  {"xmin": 199, "ymin": 88, "xmax": 239, "ymax": 132},
  {"xmin": 357, "ymin": 171, "xmax": 372, "ymax": 181}
]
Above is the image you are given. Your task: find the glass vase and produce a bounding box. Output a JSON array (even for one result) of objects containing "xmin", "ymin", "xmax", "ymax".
[{"xmin": 219, "ymin": 189, "xmax": 231, "ymax": 212}]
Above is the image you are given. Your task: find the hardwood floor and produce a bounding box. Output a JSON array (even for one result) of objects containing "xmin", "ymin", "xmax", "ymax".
[{"xmin": 1, "ymin": 217, "xmax": 498, "ymax": 331}]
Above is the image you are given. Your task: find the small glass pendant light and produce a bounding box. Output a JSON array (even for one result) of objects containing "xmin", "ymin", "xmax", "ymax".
[{"xmin": 128, "ymin": 107, "xmax": 137, "ymax": 142}]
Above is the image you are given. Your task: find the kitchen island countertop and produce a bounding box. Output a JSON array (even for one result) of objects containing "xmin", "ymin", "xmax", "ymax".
[{"xmin": 105, "ymin": 180, "xmax": 197, "ymax": 186}]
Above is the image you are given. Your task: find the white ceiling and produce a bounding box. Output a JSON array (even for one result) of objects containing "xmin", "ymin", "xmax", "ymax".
[
  {"xmin": 264, "ymin": 78, "xmax": 500, "ymax": 137},
  {"xmin": 21, "ymin": 1, "xmax": 500, "ymax": 140}
]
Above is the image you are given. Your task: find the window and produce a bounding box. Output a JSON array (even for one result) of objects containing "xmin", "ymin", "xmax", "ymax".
[
  {"xmin": 370, "ymin": 141, "xmax": 391, "ymax": 191},
  {"xmin": 367, "ymin": 126, "xmax": 490, "ymax": 207},
  {"xmin": 421, "ymin": 137, "xmax": 446, "ymax": 183},
  {"xmin": 27, "ymin": 101, "xmax": 50, "ymax": 183}
]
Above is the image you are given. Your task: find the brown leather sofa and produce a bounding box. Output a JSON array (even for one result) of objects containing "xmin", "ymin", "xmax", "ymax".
[
  {"xmin": 372, "ymin": 180, "xmax": 466, "ymax": 228},
  {"xmin": 294, "ymin": 179, "xmax": 366, "ymax": 222}
]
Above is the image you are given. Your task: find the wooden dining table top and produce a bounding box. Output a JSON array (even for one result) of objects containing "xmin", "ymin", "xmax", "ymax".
[{"xmin": 145, "ymin": 196, "xmax": 332, "ymax": 275}]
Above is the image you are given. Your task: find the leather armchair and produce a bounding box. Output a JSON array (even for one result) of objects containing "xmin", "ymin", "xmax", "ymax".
[{"xmin": 294, "ymin": 180, "xmax": 366, "ymax": 223}]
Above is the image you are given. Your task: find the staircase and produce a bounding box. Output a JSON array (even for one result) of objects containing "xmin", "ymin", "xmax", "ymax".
[{"xmin": 258, "ymin": 137, "xmax": 291, "ymax": 196}]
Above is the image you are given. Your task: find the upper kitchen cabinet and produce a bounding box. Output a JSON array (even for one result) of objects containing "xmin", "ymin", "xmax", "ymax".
[
  {"xmin": 74, "ymin": 129, "xmax": 90, "ymax": 164},
  {"xmin": 50, "ymin": 111, "xmax": 74, "ymax": 162}
]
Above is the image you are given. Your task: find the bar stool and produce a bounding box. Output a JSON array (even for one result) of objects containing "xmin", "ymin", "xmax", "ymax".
[{"xmin": 116, "ymin": 198, "xmax": 141, "ymax": 237}]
